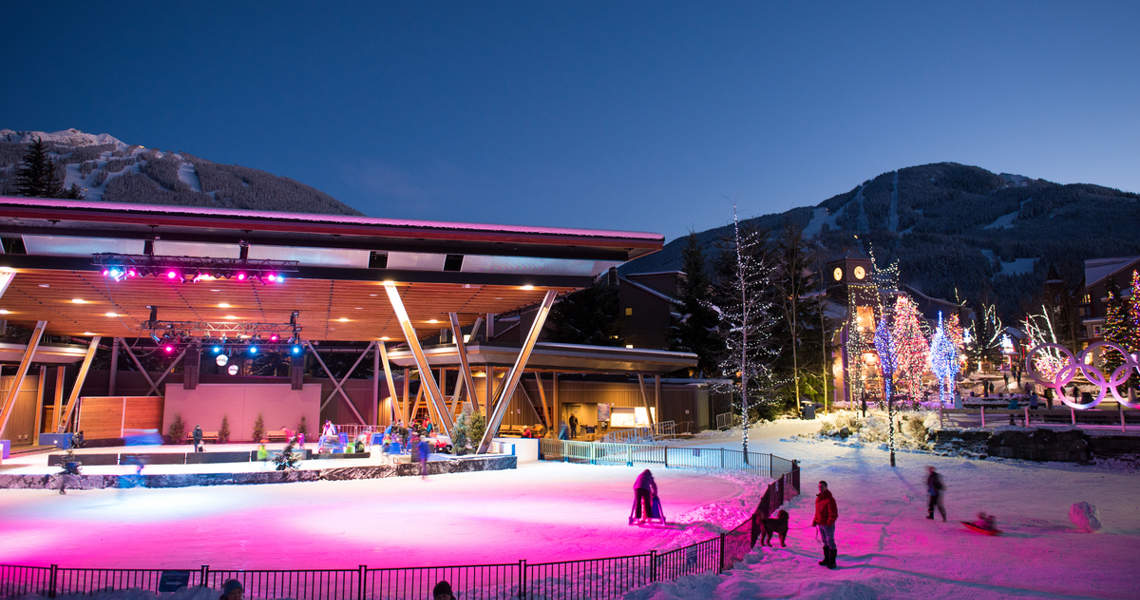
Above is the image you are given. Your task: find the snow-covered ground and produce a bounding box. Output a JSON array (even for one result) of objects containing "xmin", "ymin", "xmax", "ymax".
[
  {"xmin": 0, "ymin": 460, "xmax": 765, "ymax": 570},
  {"xmin": 4, "ymin": 418, "xmax": 1136, "ymax": 599},
  {"xmin": 633, "ymin": 419, "xmax": 1139, "ymax": 599}
]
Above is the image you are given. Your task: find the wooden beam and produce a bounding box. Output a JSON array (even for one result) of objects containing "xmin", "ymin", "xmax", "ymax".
[
  {"xmin": 378, "ymin": 343, "xmax": 402, "ymax": 423},
  {"xmin": 402, "ymin": 368, "xmax": 411, "ymax": 423},
  {"xmin": 0, "ymin": 320, "xmax": 47, "ymax": 439},
  {"xmin": 654, "ymin": 374, "xmax": 662, "ymax": 429},
  {"xmin": 33, "ymin": 365, "xmax": 46, "ymax": 445},
  {"xmin": 372, "ymin": 343, "xmax": 380, "ymax": 426},
  {"xmin": 478, "ymin": 290, "xmax": 557, "ymax": 453},
  {"xmin": 552, "ymin": 372, "xmax": 560, "ymax": 438},
  {"xmin": 637, "ymin": 373, "xmax": 655, "ymax": 428},
  {"xmin": 449, "ymin": 313, "xmax": 481, "ymax": 412},
  {"xmin": 56, "ymin": 335, "xmax": 100, "ymax": 433},
  {"xmin": 383, "ymin": 282, "xmax": 454, "ymax": 436},
  {"xmin": 108, "ymin": 337, "xmax": 119, "ymax": 396},
  {"xmin": 534, "ymin": 372, "xmax": 551, "ymax": 430},
  {"xmin": 53, "ymin": 366, "xmax": 64, "ymax": 431}
]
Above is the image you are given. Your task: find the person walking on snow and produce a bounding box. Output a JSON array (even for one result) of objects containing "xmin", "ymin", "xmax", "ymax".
[
  {"xmin": 568, "ymin": 414, "xmax": 578, "ymax": 439},
  {"xmin": 812, "ymin": 480, "xmax": 838, "ymax": 569},
  {"xmin": 926, "ymin": 466, "xmax": 946, "ymax": 521},
  {"xmin": 192, "ymin": 425, "xmax": 203, "ymax": 452}
]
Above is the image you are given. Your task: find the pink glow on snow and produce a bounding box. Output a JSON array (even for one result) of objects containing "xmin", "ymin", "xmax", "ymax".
[{"xmin": 0, "ymin": 462, "xmax": 764, "ymax": 570}]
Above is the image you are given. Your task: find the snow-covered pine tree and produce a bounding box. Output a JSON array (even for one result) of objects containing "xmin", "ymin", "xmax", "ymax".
[{"xmin": 707, "ymin": 208, "xmax": 780, "ymax": 461}]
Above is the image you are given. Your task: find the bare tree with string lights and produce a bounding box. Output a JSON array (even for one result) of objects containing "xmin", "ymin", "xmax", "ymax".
[
  {"xmin": 707, "ymin": 207, "xmax": 780, "ymax": 463},
  {"xmin": 874, "ymin": 314, "xmax": 899, "ymax": 467}
]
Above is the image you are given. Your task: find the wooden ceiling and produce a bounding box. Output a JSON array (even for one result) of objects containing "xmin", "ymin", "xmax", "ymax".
[{"xmin": 0, "ymin": 270, "xmax": 570, "ymax": 341}]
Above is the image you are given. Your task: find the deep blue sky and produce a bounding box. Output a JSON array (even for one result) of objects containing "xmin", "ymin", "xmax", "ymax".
[{"xmin": 3, "ymin": 2, "xmax": 1137, "ymax": 240}]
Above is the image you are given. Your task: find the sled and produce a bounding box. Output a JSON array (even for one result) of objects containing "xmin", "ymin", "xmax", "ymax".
[
  {"xmin": 961, "ymin": 521, "xmax": 1002, "ymax": 536},
  {"xmin": 628, "ymin": 494, "xmax": 666, "ymax": 525}
]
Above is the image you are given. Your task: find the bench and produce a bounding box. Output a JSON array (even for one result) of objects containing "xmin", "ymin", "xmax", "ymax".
[
  {"xmin": 185, "ymin": 431, "xmax": 219, "ymax": 443},
  {"xmin": 265, "ymin": 430, "xmax": 290, "ymax": 442}
]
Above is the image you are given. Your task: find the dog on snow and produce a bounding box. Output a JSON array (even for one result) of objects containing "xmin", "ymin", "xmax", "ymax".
[{"xmin": 758, "ymin": 509, "xmax": 789, "ymax": 547}]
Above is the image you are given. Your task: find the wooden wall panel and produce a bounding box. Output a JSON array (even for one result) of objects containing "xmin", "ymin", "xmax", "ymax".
[
  {"xmin": 77, "ymin": 396, "xmax": 124, "ymax": 439},
  {"xmin": 0, "ymin": 374, "xmax": 42, "ymax": 445},
  {"xmin": 123, "ymin": 397, "xmax": 164, "ymax": 431}
]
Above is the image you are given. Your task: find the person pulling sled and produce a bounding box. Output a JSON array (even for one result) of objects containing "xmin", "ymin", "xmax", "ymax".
[{"xmin": 629, "ymin": 469, "xmax": 664, "ymax": 525}]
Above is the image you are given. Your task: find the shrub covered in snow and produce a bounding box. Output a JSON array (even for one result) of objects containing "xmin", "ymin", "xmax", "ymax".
[
  {"xmin": 815, "ymin": 409, "xmax": 941, "ymax": 449},
  {"xmin": 1069, "ymin": 501, "xmax": 1102, "ymax": 532}
]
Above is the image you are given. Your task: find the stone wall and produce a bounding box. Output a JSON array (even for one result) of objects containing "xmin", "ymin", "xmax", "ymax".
[{"xmin": 930, "ymin": 427, "xmax": 1140, "ymax": 463}]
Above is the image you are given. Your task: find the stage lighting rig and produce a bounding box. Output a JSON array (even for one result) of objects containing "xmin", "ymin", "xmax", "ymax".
[{"xmin": 94, "ymin": 253, "xmax": 298, "ymax": 284}]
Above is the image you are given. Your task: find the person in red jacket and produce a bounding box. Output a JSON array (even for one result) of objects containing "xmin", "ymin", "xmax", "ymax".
[{"xmin": 811, "ymin": 480, "xmax": 839, "ymax": 569}]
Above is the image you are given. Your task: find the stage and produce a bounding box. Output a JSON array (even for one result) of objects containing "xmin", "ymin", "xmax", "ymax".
[{"xmin": 0, "ymin": 442, "xmax": 516, "ymax": 489}]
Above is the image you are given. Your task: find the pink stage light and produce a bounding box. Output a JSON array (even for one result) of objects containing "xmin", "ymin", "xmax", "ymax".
[
  {"xmin": 166, "ymin": 270, "xmax": 179, "ymax": 280},
  {"xmin": 163, "ymin": 344, "xmax": 175, "ymax": 354},
  {"xmin": 101, "ymin": 269, "xmax": 109, "ymax": 276},
  {"xmin": 269, "ymin": 334, "xmax": 279, "ymax": 342},
  {"xmin": 127, "ymin": 269, "xmax": 138, "ymax": 278},
  {"xmin": 236, "ymin": 272, "xmax": 248, "ymax": 281}
]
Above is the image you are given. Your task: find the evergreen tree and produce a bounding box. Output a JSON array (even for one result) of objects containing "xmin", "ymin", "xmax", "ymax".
[
  {"xmin": 1101, "ymin": 290, "xmax": 1130, "ymax": 378},
  {"xmin": 14, "ymin": 138, "xmax": 82, "ymax": 199},
  {"xmin": 673, "ymin": 232, "xmax": 720, "ymax": 375},
  {"xmin": 890, "ymin": 295, "xmax": 929, "ymax": 402},
  {"xmin": 546, "ymin": 275, "xmax": 622, "ymax": 346},
  {"xmin": 1128, "ymin": 270, "xmax": 1140, "ymax": 354},
  {"xmin": 772, "ymin": 226, "xmax": 815, "ymax": 412}
]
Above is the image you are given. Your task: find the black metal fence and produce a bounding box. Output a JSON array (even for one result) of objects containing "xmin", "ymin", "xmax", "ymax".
[{"xmin": 1, "ymin": 443, "xmax": 800, "ymax": 600}]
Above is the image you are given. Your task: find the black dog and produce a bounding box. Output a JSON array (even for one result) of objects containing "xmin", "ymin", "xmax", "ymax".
[{"xmin": 758, "ymin": 510, "xmax": 789, "ymax": 547}]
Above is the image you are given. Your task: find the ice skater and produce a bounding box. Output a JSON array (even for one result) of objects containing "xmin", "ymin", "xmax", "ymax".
[
  {"xmin": 57, "ymin": 452, "xmax": 81, "ymax": 495},
  {"xmin": 812, "ymin": 480, "xmax": 838, "ymax": 569},
  {"xmin": 219, "ymin": 578, "xmax": 244, "ymax": 600},
  {"xmin": 926, "ymin": 466, "xmax": 946, "ymax": 522},
  {"xmin": 418, "ymin": 435, "xmax": 431, "ymax": 480},
  {"xmin": 630, "ymin": 469, "xmax": 658, "ymax": 525}
]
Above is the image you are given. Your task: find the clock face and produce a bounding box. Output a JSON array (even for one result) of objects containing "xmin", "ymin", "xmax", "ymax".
[
  {"xmin": 854, "ymin": 266, "xmax": 866, "ymax": 280},
  {"xmin": 832, "ymin": 267, "xmax": 843, "ymax": 281}
]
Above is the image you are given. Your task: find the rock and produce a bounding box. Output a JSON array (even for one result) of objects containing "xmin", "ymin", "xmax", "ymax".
[
  {"xmin": 838, "ymin": 427, "xmax": 851, "ymax": 438},
  {"xmin": 1069, "ymin": 502, "xmax": 1102, "ymax": 532}
]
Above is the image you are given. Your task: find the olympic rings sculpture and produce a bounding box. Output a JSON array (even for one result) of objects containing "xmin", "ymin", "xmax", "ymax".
[{"xmin": 1025, "ymin": 342, "xmax": 1140, "ymax": 410}]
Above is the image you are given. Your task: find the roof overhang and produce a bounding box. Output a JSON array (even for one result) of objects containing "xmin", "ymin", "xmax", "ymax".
[
  {"xmin": 0, "ymin": 342, "xmax": 90, "ymax": 364},
  {"xmin": 0, "ymin": 198, "xmax": 665, "ymax": 340},
  {"xmin": 387, "ymin": 342, "xmax": 698, "ymax": 374}
]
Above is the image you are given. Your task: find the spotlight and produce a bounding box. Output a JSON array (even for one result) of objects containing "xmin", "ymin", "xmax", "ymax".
[
  {"xmin": 126, "ymin": 268, "xmax": 138, "ymax": 278},
  {"xmin": 165, "ymin": 270, "xmax": 179, "ymax": 280},
  {"xmin": 211, "ymin": 345, "xmax": 223, "ymax": 354},
  {"xmin": 248, "ymin": 345, "xmax": 258, "ymax": 355},
  {"xmin": 163, "ymin": 344, "xmax": 176, "ymax": 355},
  {"xmin": 236, "ymin": 272, "xmax": 248, "ymax": 281},
  {"xmin": 291, "ymin": 344, "xmax": 302, "ymax": 355},
  {"xmin": 268, "ymin": 334, "xmax": 279, "ymax": 342}
]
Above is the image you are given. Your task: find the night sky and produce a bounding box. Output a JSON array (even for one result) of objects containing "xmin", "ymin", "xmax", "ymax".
[{"xmin": 3, "ymin": 1, "xmax": 1137, "ymax": 239}]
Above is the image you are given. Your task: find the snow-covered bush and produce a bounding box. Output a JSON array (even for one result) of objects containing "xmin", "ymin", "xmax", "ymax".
[
  {"xmin": 1069, "ymin": 501, "xmax": 1102, "ymax": 532},
  {"xmin": 816, "ymin": 409, "xmax": 939, "ymax": 449}
]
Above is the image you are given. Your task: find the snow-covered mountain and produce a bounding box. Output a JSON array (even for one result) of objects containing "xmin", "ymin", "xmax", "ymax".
[
  {"xmin": 624, "ymin": 162, "xmax": 1140, "ymax": 317},
  {"xmin": 0, "ymin": 128, "xmax": 361, "ymax": 215}
]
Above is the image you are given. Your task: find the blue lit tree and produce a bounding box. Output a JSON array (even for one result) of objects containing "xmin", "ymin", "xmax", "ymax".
[{"xmin": 874, "ymin": 315, "xmax": 898, "ymax": 467}]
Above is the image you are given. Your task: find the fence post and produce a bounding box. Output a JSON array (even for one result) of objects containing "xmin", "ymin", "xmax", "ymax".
[
  {"xmin": 768, "ymin": 453, "xmax": 773, "ymax": 478},
  {"xmin": 1121, "ymin": 404, "xmax": 1127, "ymax": 433},
  {"xmin": 628, "ymin": 444, "xmax": 633, "ymax": 467},
  {"xmin": 357, "ymin": 564, "xmax": 366, "ymax": 600},
  {"xmin": 664, "ymin": 447, "xmax": 669, "ymax": 468},
  {"xmin": 720, "ymin": 448, "xmax": 724, "ymax": 469},
  {"xmin": 1024, "ymin": 406, "xmax": 1029, "ymax": 427},
  {"xmin": 518, "ymin": 559, "xmax": 527, "ymax": 600},
  {"xmin": 200, "ymin": 565, "xmax": 209, "ymax": 588},
  {"xmin": 649, "ymin": 549, "xmax": 658, "ymax": 582},
  {"xmin": 1071, "ymin": 407, "xmax": 1076, "ymax": 426},
  {"xmin": 980, "ymin": 406, "xmax": 985, "ymax": 427},
  {"xmin": 48, "ymin": 564, "xmax": 57, "ymax": 599},
  {"xmin": 590, "ymin": 443, "xmax": 596, "ymax": 465},
  {"xmin": 718, "ymin": 533, "xmax": 726, "ymax": 573}
]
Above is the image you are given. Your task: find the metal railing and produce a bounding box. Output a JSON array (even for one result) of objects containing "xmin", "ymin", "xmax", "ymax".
[
  {"xmin": 715, "ymin": 412, "xmax": 741, "ymax": 430},
  {"xmin": 540, "ymin": 439, "xmax": 797, "ymax": 479},
  {"xmin": 1, "ymin": 447, "xmax": 800, "ymax": 600}
]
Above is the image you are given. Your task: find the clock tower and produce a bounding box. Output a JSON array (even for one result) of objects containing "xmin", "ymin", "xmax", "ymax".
[{"xmin": 825, "ymin": 257, "xmax": 879, "ymax": 407}]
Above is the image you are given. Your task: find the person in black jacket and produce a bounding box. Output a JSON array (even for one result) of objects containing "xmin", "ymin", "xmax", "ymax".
[
  {"xmin": 926, "ymin": 466, "xmax": 946, "ymax": 521},
  {"xmin": 192, "ymin": 425, "xmax": 203, "ymax": 452},
  {"xmin": 632, "ymin": 469, "xmax": 657, "ymax": 524}
]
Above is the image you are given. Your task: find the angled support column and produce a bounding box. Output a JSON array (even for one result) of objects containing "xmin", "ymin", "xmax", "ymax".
[
  {"xmin": 383, "ymin": 282, "xmax": 453, "ymax": 436},
  {"xmin": 478, "ymin": 290, "xmax": 557, "ymax": 453},
  {"xmin": 56, "ymin": 335, "xmax": 100, "ymax": 433},
  {"xmin": 0, "ymin": 320, "xmax": 47, "ymax": 439},
  {"xmin": 448, "ymin": 375, "xmax": 465, "ymax": 414},
  {"xmin": 449, "ymin": 313, "xmax": 481, "ymax": 412},
  {"xmin": 534, "ymin": 372, "xmax": 551, "ymax": 430},
  {"xmin": 305, "ymin": 341, "xmax": 368, "ymax": 425},
  {"xmin": 402, "ymin": 368, "xmax": 411, "ymax": 422},
  {"xmin": 33, "ymin": 366, "xmax": 46, "ymax": 445},
  {"xmin": 378, "ymin": 343, "xmax": 403, "ymax": 423},
  {"xmin": 316, "ymin": 341, "xmax": 375, "ymax": 412},
  {"xmin": 120, "ymin": 341, "xmax": 159, "ymax": 393},
  {"xmin": 372, "ymin": 344, "xmax": 380, "ymax": 425},
  {"xmin": 143, "ymin": 348, "xmax": 187, "ymax": 397}
]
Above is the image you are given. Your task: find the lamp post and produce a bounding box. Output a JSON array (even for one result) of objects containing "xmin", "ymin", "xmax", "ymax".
[{"xmin": 874, "ymin": 315, "xmax": 898, "ymax": 467}]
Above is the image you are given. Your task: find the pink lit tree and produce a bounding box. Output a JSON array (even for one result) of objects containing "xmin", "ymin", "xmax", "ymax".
[{"xmin": 890, "ymin": 295, "xmax": 929, "ymax": 402}]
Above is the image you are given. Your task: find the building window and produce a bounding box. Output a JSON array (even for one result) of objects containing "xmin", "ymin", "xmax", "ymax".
[
  {"xmin": 1092, "ymin": 325, "xmax": 1102, "ymax": 337},
  {"xmin": 624, "ymin": 307, "xmax": 633, "ymax": 316},
  {"xmin": 1082, "ymin": 294, "xmax": 1091, "ymax": 304}
]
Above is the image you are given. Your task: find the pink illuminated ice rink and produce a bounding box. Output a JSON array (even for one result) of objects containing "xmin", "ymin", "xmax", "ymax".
[{"xmin": 0, "ymin": 462, "xmax": 765, "ymax": 570}]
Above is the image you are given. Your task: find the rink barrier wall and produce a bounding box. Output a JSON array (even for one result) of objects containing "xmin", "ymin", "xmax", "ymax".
[{"xmin": 0, "ymin": 443, "xmax": 800, "ymax": 600}]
